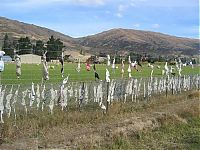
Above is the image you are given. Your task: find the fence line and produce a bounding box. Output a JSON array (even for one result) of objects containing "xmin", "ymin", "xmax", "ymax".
[{"xmin": 0, "ymin": 74, "xmax": 199, "ymax": 123}]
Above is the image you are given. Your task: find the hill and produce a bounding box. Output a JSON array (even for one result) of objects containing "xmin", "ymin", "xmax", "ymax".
[
  {"xmin": 0, "ymin": 17, "xmax": 78, "ymax": 49},
  {"xmin": 77, "ymin": 28, "xmax": 199, "ymax": 55},
  {"xmin": 0, "ymin": 17, "xmax": 199, "ymax": 56}
]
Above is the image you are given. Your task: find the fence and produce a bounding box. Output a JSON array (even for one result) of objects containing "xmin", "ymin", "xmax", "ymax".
[{"xmin": 0, "ymin": 74, "xmax": 199, "ymax": 123}]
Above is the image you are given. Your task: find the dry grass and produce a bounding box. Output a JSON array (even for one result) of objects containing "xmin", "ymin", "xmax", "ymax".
[
  {"xmin": 0, "ymin": 90, "xmax": 199, "ymax": 149},
  {"xmin": 187, "ymin": 90, "xmax": 200, "ymax": 99}
]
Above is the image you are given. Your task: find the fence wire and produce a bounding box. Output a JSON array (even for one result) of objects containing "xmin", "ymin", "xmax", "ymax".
[{"xmin": 0, "ymin": 74, "xmax": 199, "ymax": 123}]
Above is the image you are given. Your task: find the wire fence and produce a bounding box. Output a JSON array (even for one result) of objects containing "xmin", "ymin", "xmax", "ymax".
[{"xmin": 0, "ymin": 74, "xmax": 199, "ymax": 123}]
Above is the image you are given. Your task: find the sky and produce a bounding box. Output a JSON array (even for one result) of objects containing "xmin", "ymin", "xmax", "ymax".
[{"xmin": 0, "ymin": 0, "xmax": 199, "ymax": 38}]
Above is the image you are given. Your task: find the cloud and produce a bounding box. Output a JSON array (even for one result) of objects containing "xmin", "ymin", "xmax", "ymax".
[
  {"xmin": 152, "ymin": 24, "xmax": 160, "ymax": 29},
  {"xmin": 2, "ymin": 0, "xmax": 106, "ymax": 8},
  {"xmin": 115, "ymin": 0, "xmax": 148, "ymax": 18},
  {"xmin": 130, "ymin": 0, "xmax": 147, "ymax": 7},
  {"xmin": 118, "ymin": 4, "xmax": 129, "ymax": 12},
  {"xmin": 116, "ymin": 13, "xmax": 123, "ymax": 18},
  {"xmin": 105, "ymin": 10, "xmax": 111, "ymax": 14},
  {"xmin": 133, "ymin": 23, "xmax": 140, "ymax": 28},
  {"xmin": 115, "ymin": 4, "xmax": 129, "ymax": 18},
  {"xmin": 72, "ymin": 0, "xmax": 106, "ymax": 5}
]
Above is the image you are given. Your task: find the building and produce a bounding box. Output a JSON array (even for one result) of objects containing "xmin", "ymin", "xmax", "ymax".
[
  {"xmin": 2, "ymin": 56, "xmax": 12, "ymax": 62},
  {"xmin": 20, "ymin": 54, "xmax": 41, "ymax": 64}
]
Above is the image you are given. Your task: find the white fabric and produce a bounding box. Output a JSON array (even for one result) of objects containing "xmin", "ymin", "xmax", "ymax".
[
  {"xmin": 121, "ymin": 60, "xmax": 125, "ymax": 75},
  {"xmin": 76, "ymin": 59, "xmax": 81, "ymax": 72},
  {"xmin": 74, "ymin": 86, "xmax": 78, "ymax": 102},
  {"xmin": 61, "ymin": 87, "xmax": 68, "ymax": 110},
  {"xmin": 16, "ymin": 56, "xmax": 21, "ymax": 78},
  {"xmin": 36, "ymin": 84, "xmax": 40, "ymax": 109},
  {"xmin": 30, "ymin": 82, "xmax": 35, "ymax": 107},
  {"xmin": 84, "ymin": 84, "xmax": 88, "ymax": 103},
  {"xmin": 106, "ymin": 68, "xmax": 110, "ymax": 83},
  {"xmin": 164, "ymin": 62, "xmax": 169, "ymax": 76},
  {"xmin": 93, "ymin": 85, "xmax": 97, "ymax": 102},
  {"xmin": 42, "ymin": 51, "xmax": 49, "ymax": 80},
  {"xmin": 143, "ymin": 81, "xmax": 146, "ymax": 98},
  {"xmin": 99, "ymin": 101, "xmax": 106, "ymax": 110},
  {"xmin": 6, "ymin": 86, "xmax": 13, "ymax": 118},
  {"xmin": 133, "ymin": 79, "xmax": 138, "ymax": 102},
  {"xmin": 21, "ymin": 89, "xmax": 28, "ymax": 114},
  {"xmin": 131, "ymin": 61, "xmax": 137, "ymax": 68},
  {"xmin": 0, "ymin": 86, "xmax": 6, "ymax": 123},
  {"xmin": 97, "ymin": 82, "xmax": 103, "ymax": 104},
  {"xmin": 0, "ymin": 51, "xmax": 5, "ymax": 57},
  {"xmin": 41, "ymin": 85, "xmax": 46, "ymax": 111},
  {"xmin": 12, "ymin": 85, "xmax": 20, "ymax": 122},
  {"xmin": 68, "ymin": 86, "xmax": 73, "ymax": 97},
  {"xmin": 127, "ymin": 64, "xmax": 131, "ymax": 73},
  {"xmin": 49, "ymin": 87, "xmax": 56, "ymax": 114},
  {"xmin": 150, "ymin": 69, "xmax": 154, "ymax": 78},
  {"xmin": 43, "ymin": 61, "xmax": 49, "ymax": 80},
  {"xmin": 107, "ymin": 55, "xmax": 111, "ymax": 66},
  {"xmin": 128, "ymin": 56, "xmax": 131, "ymax": 64},
  {"xmin": 112, "ymin": 58, "xmax": 115, "ymax": 69},
  {"xmin": 0, "ymin": 60, "xmax": 4, "ymax": 72},
  {"xmin": 107, "ymin": 80, "xmax": 115, "ymax": 104}
]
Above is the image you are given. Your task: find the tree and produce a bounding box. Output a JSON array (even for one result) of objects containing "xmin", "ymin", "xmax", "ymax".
[
  {"xmin": 17, "ymin": 37, "xmax": 32, "ymax": 55},
  {"xmin": 2, "ymin": 33, "xmax": 14, "ymax": 58},
  {"xmin": 33, "ymin": 40, "xmax": 46, "ymax": 55},
  {"xmin": 46, "ymin": 36, "xmax": 65, "ymax": 61}
]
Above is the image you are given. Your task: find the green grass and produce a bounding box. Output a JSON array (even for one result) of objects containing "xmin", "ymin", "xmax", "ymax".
[{"xmin": 1, "ymin": 62, "xmax": 199, "ymax": 84}]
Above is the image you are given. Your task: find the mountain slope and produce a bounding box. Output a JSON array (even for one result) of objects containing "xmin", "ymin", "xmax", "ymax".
[
  {"xmin": 78, "ymin": 28, "xmax": 199, "ymax": 55},
  {"xmin": 0, "ymin": 17, "xmax": 78, "ymax": 48},
  {"xmin": 0, "ymin": 17, "xmax": 198, "ymax": 56}
]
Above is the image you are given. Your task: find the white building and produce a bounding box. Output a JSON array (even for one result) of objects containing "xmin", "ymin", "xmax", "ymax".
[{"xmin": 20, "ymin": 54, "xmax": 41, "ymax": 64}]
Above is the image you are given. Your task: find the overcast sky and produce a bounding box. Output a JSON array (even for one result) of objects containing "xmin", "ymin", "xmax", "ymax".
[{"xmin": 0, "ymin": 0, "xmax": 199, "ymax": 38}]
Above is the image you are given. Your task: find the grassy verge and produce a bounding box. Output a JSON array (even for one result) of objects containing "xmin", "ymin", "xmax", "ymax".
[
  {"xmin": 102, "ymin": 117, "xmax": 200, "ymax": 150},
  {"xmin": 0, "ymin": 90, "xmax": 199, "ymax": 149}
]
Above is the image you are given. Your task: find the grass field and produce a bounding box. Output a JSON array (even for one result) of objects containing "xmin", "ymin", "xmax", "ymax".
[{"xmin": 1, "ymin": 62, "xmax": 199, "ymax": 84}]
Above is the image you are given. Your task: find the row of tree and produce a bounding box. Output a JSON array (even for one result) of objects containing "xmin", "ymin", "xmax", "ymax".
[{"xmin": 1, "ymin": 34, "xmax": 65, "ymax": 61}]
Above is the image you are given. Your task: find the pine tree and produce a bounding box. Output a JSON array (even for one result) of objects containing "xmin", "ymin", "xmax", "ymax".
[
  {"xmin": 33, "ymin": 40, "xmax": 46, "ymax": 55},
  {"xmin": 17, "ymin": 37, "xmax": 32, "ymax": 55},
  {"xmin": 46, "ymin": 36, "xmax": 65, "ymax": 61},
  {"xmin": 2, "ymin": 33, "xmax": 13, "ymax": 57}
]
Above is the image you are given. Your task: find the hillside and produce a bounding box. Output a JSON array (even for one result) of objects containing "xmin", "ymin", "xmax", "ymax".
[
  {"xmin": 0, "ymin": 17, "xmax": 78, "ymax": 49},
  {"xmin": 0, "ymin": 17, "xmax": 199, "ymax": 56},
  {"xmin": 78, "ymin": 28, "xmax": 199, "ymax": 55}
]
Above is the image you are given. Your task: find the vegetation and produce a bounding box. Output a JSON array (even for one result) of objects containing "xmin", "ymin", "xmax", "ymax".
[
  {"xmin": 1, "ymin": 33, "xmax": 14, "ymax": 58},
  {"xmin": 17, "ymin": 36, "xmax": 32, "ymax": 55},
  {"xmin": 0, "ymin": 90, "xmax": 199, "ymax": 149},
  {"xmin": 1, "ymin": 34, "xmax": 64, "ymax": 61},
  {"xmin": 46, "ymin": 35, "xmax": 65, "ymax": 61}
]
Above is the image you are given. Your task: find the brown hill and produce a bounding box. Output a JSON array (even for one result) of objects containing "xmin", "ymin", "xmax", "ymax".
[
  {"xmin": 0, "ymin": 16, "xmax": 78, "ymax": 48},
  {"xmin": 77, "ymin": 28, "xmax": 199, "ymax": 55},
  {"xmin": 0, "ymin": 17, "xmax": 199, "ymax": 56}
]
